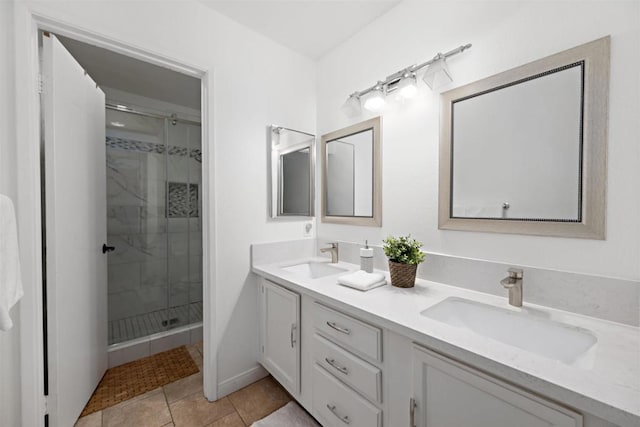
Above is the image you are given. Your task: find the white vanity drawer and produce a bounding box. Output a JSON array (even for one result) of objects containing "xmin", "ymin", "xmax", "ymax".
[
  {"xmin": 312, "ymin": 364, "xmax": 382, "ymax": 427},
  {"xmin": 314, "ymin": 333, "xmax": 382, "ymax": 403},
  {"xmin": 313, "ymin": 302, "xmax": 382, "ymax": 362}
]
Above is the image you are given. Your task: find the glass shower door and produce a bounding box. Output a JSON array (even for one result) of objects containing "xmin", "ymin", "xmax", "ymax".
[
  {"xmin": 106, "ymin": 109, "xmax": 170, "ymax": 344},
  {"xmin": 106, "ymin": 108, "xmax": 203, "ymax": 345}
]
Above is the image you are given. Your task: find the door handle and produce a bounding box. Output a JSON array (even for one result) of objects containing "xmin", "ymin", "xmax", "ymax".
[
  {"xmin": 410, "ymin": 398, "xmax": 416, "ymax": 427},
  {"xmin": 102, "ymin": 243, "xmax": 115, "ymax": 254}
]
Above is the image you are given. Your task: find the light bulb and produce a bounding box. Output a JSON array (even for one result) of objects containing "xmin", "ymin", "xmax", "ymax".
[
  {"xmin": 397, "ymin": 73, "xmax": 418, "ymax": 99},
  {"xmin": 363, "ymin": 87, "xmax": 385, "ymax": 112},
  {"xmin": 340, "ymin": 94, "xmax": 362, "ymax": 118}
]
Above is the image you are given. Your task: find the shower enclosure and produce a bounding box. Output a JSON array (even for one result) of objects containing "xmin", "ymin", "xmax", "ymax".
[{"xmin": 105, "ymin": 105, "xmax": 202, "ymax": 345}]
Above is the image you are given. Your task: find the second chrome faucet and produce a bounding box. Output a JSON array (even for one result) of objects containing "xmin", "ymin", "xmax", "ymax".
[
  {"xmin": 320, "ymin": 242, "xmax": 339, "ymax": 263},
  {"xmin": 501, "ymin": 268, "xmax": 523, "ymax": 307}
]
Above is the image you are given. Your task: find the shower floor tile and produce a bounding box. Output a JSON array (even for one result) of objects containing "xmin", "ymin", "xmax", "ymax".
[{"xmin": 109, "ymin": 301, "xmax": 203, "ymax": 345}]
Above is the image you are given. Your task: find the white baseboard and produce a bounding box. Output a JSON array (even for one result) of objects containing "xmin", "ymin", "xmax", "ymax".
[{"xmin": 217, "ymin": 364, "xmax": 269, "ymax": 398}]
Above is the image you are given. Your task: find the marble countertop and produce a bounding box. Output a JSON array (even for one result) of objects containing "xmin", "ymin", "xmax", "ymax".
[{"xmin": 252, "ymin": 257, "xmax": 640, "ymax": 427}]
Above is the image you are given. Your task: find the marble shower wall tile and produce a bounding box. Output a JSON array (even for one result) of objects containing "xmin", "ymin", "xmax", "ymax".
[
  {"xmin": 169, "ymin": 233, "xmax": 189, "ymax": 257},
  {"xmin": 169, "ymin": 256, "xmax": 190, "ymax": 285},
  {"xmin": 141, "ymin": 152, "xmax": 167, "ymax": 181},
  {"xmin": 168, "ymin": 153, "xmax": 189, "ymax": 182},
  {"xmin": 107, "ymin": 233, "xmax": 168, "ymax": 265},
  {"xmin": 143, "ymin": 179, "xmax": 167, "ymax": 208},
  {"xmin": 189, "ymin": 217, "xmax": 201, "ymax": 232},
  {"xmin": 189, "ymin": 231, "xmax": 202, "ymax": 256},
  {"xmin": 169, "ymin": 281, "xmax": 190, "ymax": 308},
  {"xmin": 108, "ymin": 206, "xmax": 141, "ymax": 235},
  {"xmin": 140, "ymin": 259, "xmax": 168, "ymax": 288},
  {"xmin": 189, "ymin": 256, "xmax": 203, "ymax": 283},
  {"xmin": 168, "ymin": 218, "xmax": 190, "ymax": 233},
  {"xmin": 330, "ymin": 240, "xmax": 640, "ymax": 326},
  {"xmin": 108, "ymin": 262, "xmax": 141, "ymax": 295},
  {"xmin": 107, "ymin": 150, "xmax": 144, "ymax": 207},
  {"xmin": 141, "ymin": 205, "xmax": 167, "ymax": 234},
  {"xmin": 108, "ymin": 286, "xmax": 170, "ymax": 320},
  {"xmin": 189, "ymin": 283, "xmax": 203, "ymax": 304}
]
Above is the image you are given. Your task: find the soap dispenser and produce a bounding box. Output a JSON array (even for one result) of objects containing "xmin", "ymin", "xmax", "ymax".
[{"xmin": 360, "ymin": 240, "xmax": 374, "ymax": 273}]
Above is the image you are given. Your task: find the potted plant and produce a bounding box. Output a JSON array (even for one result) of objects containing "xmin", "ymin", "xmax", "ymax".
[{"xmin": 382, "ymin": 235, "xmax": 426, "ymax": 288}]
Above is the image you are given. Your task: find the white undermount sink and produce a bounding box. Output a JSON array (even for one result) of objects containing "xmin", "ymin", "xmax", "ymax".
[
  {"xmin": 421, "ymin": 297, "xmax": 597, "ymax": 364},
  {"xmin": 282, "ymin": 262, "xmax": 348, "ymax": 279}
]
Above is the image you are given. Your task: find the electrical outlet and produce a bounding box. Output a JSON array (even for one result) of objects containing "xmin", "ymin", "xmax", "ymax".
[{"xmin": 303, "ymin": 222, "xmax": 313, "ymax": 237}]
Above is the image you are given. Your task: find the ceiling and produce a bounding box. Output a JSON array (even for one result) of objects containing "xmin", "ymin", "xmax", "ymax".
[
  {"xmin": 199, "ymin": 0, "xmax": 402, "ymax": 59},
  {"xmin": 57, "ymin": 36, "xmax": 201, "ymax": 110}
]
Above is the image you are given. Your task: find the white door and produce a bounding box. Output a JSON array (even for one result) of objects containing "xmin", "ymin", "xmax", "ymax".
[
  {"xmin": 260, "ymin": 279, "xmax": 300, "ymax": 394},
  {"xmin": 42, "ymin": 33, "xmax": 108, "ymax": 427}
]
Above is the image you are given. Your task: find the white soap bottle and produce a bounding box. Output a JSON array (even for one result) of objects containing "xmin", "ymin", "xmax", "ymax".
[{"xmin": 360, "ymin": 240, "xmax": 374, "ymax": 273}]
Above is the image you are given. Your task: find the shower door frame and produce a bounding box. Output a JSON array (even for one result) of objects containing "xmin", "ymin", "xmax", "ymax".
[{"xmin": 14, "ymin": 8, "xmax": 218, "ymax": 426}]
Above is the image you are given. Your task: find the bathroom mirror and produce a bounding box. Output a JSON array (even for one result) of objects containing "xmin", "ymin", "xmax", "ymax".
[
  {"xmin": 270, "ymin": 125, "xmax": 315, "ymax": 218},
  {"xmin": 321, "ymin": 117, "xmax": 382, "ymax": 226},
  {"xmin": 439, "ymin": 37, "xmax": 609, "ymax": 239}
]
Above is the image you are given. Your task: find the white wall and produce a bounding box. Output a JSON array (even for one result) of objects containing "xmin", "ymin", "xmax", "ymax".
[
  {"xmin": 317, "ymin": 1, "xmax": 640, "ymax": 280},
  {"xmin": 13, "ymin": 0, "xmax": 316, "ymax": 398},
  {"xmin": 0, "ymin": 1, "xmax": 21, "ymax": 425}
]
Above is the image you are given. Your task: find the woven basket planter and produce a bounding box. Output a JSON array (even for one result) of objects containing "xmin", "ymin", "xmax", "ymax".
[{"xmin": 388, "ymin": 260, "xmax": 417, "ymax": 288}]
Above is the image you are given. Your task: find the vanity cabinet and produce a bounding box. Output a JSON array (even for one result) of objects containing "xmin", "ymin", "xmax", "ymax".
[
  {"xmin": 259, "ymin": 279, "xmax": 300, "ymax": 395},
  {"xmin": 411, "ymin": 344, "xmax": 583, "ymax": 427},
  {"xmin": 309, "ymin": 301, "xmax": 384, "ymax": 426}
]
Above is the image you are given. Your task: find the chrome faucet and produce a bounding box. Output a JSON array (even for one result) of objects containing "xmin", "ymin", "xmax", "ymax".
[
  {"xmin": 320, "ymin": 242, "xmax": 339, "ymax": 264},
  {"xmin": 500, "ymin": 268, "xmax": 523, "ymax": 307}
]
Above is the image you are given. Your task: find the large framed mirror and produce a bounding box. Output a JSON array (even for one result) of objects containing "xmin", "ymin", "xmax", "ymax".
[
  {"xmin": 439, "ymin": 36, "xmax": 609, "ymax": 239},
  {"xmin": 269, "ymin": 125, "xmax": 315, "ymax": 218},
  {"xmin": 321, "ymin": 117, "xmax": 382, "ymax": 226}
]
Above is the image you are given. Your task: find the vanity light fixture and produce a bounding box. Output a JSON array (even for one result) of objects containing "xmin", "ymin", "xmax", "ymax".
[{"xmin": 341, "ymin": 43, "xmax": 472, "ymax": 115}]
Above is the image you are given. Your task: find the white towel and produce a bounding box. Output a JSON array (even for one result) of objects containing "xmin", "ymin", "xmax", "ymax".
[
  {"xmin": 337, "ymin": 270, "xmax": 387, "ymax": 291},
  {"xmin": 0, "ymin": 195, "xmax": 23, "ymax": 331}
]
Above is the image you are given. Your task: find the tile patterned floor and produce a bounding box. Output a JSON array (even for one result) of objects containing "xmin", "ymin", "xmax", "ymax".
[
  {"xmin": 109, "ymin": 302, "xmax": 204, "ymax": 344},
  {"xmin": 75, "ymin": 342, "xmax": 292, "ymax": 427}
]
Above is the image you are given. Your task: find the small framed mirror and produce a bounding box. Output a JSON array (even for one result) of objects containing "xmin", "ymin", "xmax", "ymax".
[
  {"xmin": 321, "ymin": 117, "xmax": 382, "ymax": 226},
  {"xmin": 269, "ymin": 125, "xmax": 315, "ymax": 218},
  {"xmin": 439, "ymin": 37, "xmax": 609, "ymax": 239}
]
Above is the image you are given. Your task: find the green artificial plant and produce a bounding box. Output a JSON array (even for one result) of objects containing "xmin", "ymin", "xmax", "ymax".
[{"xmin": 382, "ymin": 235, "xmax": 426, "ymax": 265}]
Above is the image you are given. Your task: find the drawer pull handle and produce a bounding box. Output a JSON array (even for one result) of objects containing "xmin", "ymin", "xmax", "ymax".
[
  {"xmin": 326, "ymin": 321, "xmax": 351, "ymax": 335},
  {"xmin": 325, "ymin": 357, "xmax": 348, "ymax": 375},
  {"xmin": 327, "ymin": 404, "xmax": 350, "ymax": 424}
]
